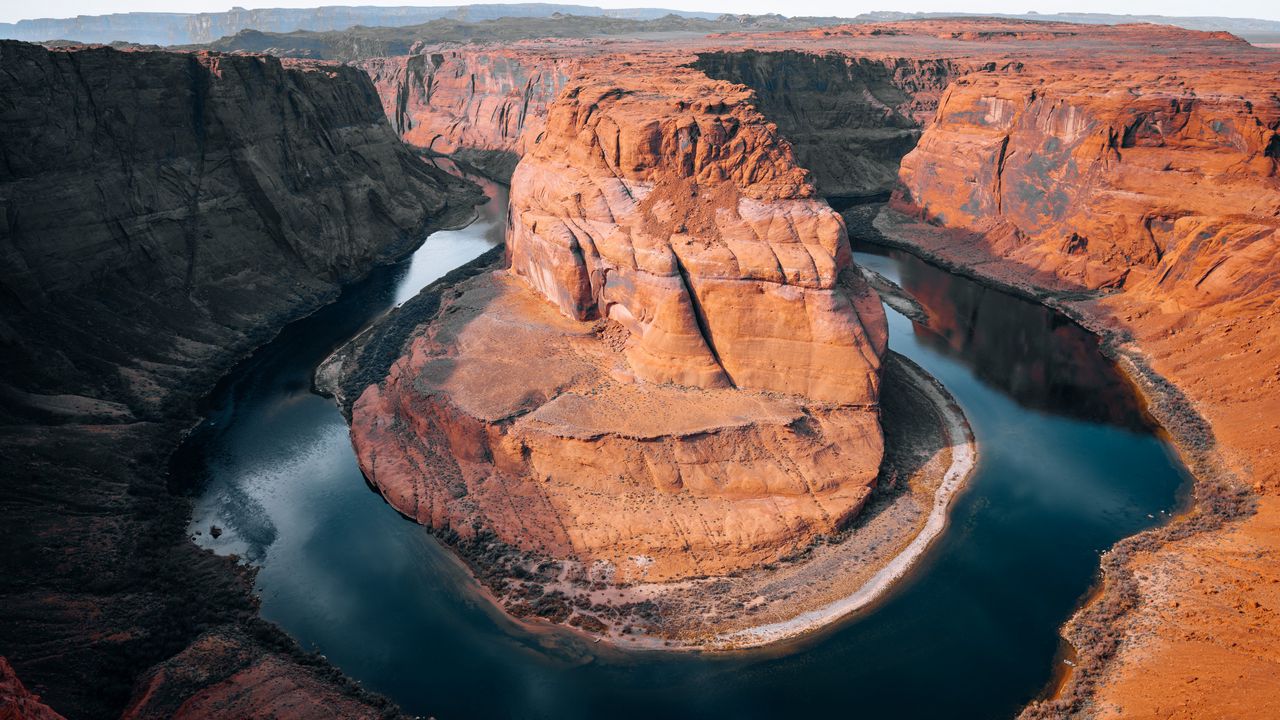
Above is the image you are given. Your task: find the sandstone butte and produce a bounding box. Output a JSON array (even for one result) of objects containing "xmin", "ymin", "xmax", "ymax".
[
  {"xmin": 347, "ymin": 19, "xmax": 1280, "ymax": 718},
  {"xmin": 348, "ymin": 58, "xmax": 889, "ymax": 583}
]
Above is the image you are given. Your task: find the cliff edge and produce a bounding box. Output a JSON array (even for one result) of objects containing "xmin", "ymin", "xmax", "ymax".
[{"xmin": 0, "ymin": 41, "xmax": 479, "ymax": 718}]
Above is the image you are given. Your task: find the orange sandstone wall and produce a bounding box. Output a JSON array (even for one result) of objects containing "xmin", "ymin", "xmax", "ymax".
[
  {"xmin": 894, "ymin": 67, "xmax": 1280, "ymax": 296},
  {"xmin": 508, "ymin": 63, "xmax": 887, "ymax": 404},
  {"xmin": 358, "ymin": 49, "xmax": 575, "ymax": 158},
  {"xmin": 890, "ymin": 59, "xmax": 1280, "ymax": 719}
]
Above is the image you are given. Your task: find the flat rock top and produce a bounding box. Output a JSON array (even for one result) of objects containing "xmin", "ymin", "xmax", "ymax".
[
  {"xmin": 527, "ymin": 382, "xmax": 804, "ymax": 440},
  {"xmin": 409, "ymin": 271, "xmax": 597, "ymax": 422},
  {"xmin": 415, "ymin": 270, "xmax": 809, "ymax": 438},
  {"xmin": 402, "ymin": 19, "xmax": 1279, "ymax": 74}
]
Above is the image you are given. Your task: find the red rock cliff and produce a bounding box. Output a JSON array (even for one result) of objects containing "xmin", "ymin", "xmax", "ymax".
[
  {"xmin": 359, "ymin": 48, "xmax": 576, "ymax": 176},
  {"xmin": 337, "ymin": 61, "xmax": 888, "ymax": 584},
  {"xmin": 886, "ymin": 51, "xmax": 1280, "ymax": 720},
  {"xmin": 0, "ymin": 657, "xmax": 65, "ymax": 720},
  {"xmin": 508, "ymin": 63, "xmax": 887, "ymax": 403},
  {"xmin": 894, "ymin": 65, "xmax": 1280, "ymax": 296}
]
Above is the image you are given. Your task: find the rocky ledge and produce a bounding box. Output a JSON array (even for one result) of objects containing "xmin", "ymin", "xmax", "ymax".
[
  {"xmin": 321, "ymin": 60, "xmax": 978, "ymax": 644},
  {"xmin": 883, "ymin": 52, "xmax": 1280, "ymax": 719}
]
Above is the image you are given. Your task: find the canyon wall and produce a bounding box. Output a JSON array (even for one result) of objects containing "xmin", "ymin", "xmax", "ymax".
[
  {"xmin": 888, "ymin": 57, "xmax": 1280, "ymax": 719},
  {"xmin": 358, "ymin": 49, "xmax": 576, "ymax": 177},
  {"xmin": 0, "ymin": 657, "xmax": 64, "ymax": 720},
  {"xmin": 335, "ymin": 62, "xmax": 888, "ymax": 584},
  {"xmin": 364, "ymin": 45, "xmax": 964, "ymax": 194},
  {"xmin": 894, "ymin": 66, "xmax": 1280, "ymax": 296},
  {"xmin": 692, "ymin": 50, "xmax": 963, "ymax": 198},
  {"xmin": 0, "ymin": 40, "xmax": 476, "ymax": 718}
]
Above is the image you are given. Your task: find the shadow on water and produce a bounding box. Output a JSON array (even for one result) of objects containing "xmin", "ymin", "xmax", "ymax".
[
  {"xmin": 853, "ymin": 240, "xmax": 1154, "ymax": 431},
  {"xmin": 173, "ymin": 192, "xmax": 1188, "ymax": 719}
]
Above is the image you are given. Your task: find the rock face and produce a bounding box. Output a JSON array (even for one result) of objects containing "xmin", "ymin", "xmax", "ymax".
[
  {"xmin": 358, "ymin": 49, "xmax": 576, "ymax": 177},
  {"xmin": 894, "ymin": 65, "xmax": 1280, "ymax": 295},
  {"xmin": 508, "ymin": 68, "xmax": 886, "ymax": 402},
  {"xmin": 120, "ymin": 627, "xmax": 399, "ymax": 720},
  {"xmin": 0, "ymin": 657, "xmax": 65, "ymax": 720},
  {"xmin": 692, "ymin": 51, "xmax": 963, "ymax": 198},
  {"xmin": 340, "ymin": 64, "xmax": 888, "ymax": 583},
  {"xmin": 0, "ymin": 41, "xmax": 476, "ymax": 410},
  {"xmin": 0, "ymin": 41, "xmax": 476, "ymax": 718},
  {"xmin": 885, "ymin": 49, "xmax": 1280, "ymax": 720}
]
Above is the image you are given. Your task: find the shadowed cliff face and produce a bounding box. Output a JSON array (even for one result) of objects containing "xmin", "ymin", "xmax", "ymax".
[
  {"xmin": 0, "ymin": 41, "xmax": 477, "ymax": 718},
  {"xmin": 0, "ymin": 42, "xmax": 477, "ymax": 412},
  {"xmin": 0, "ymin": 657, "xmax": 64, "ymax": 720},
  {"xmin": 359, "ymin": 49, "xmax": 578, "ymax": 177},
  {"xmin": 691, "ymin": 50, "xmax": 964, "ymax": 198}
]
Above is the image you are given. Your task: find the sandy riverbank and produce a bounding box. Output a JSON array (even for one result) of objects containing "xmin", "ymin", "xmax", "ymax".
[
  {"xmin": 858, "ymin": 206, "xmax": 1271, "ymax": 719},
  {"xmin": 710, "ymin": 356, "xmax": 975, "ymax": 648},
  {"xmin": 466, "ymin": 350, "xmax": 978, "ymax": 651}
]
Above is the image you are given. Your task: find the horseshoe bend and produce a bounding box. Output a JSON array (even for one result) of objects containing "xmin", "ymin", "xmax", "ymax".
[{"xmin": 2, "ymin": 8, "xmax": 1280, "ymax": 720}]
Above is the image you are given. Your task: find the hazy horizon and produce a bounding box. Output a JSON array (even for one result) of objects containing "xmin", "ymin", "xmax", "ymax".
[{"xmin": 3, "ymin": 1, "xmax": 1277, "ymax": 25}]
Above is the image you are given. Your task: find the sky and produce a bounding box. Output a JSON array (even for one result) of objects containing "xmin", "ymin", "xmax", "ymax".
[{"xmin": 2, "ymin": 1, "xmax": 1277, "ymax": 25}]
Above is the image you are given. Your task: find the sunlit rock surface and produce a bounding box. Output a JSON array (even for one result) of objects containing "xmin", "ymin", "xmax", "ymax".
[{"xmin": 342, "ymin": 61, "xmax": 888, "ymax": 582}]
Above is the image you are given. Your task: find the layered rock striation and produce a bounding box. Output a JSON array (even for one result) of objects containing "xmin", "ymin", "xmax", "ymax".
[
  {"xmin": 691, "ymin": 51, "xmax": 963, "ymax": 198},
  {"xmin": 884, "ymin": 50, "xmax": 1280, "ymax": 719},
  {"xmin": 893, "ymin": 65, "xmax": 1280, "ymax": 295},
  {"xmin": 337, "ymin": 63, "xmax": 889, "ymax": 583},
  {"xmin": 359, "ymin": 48, "xmax": 577, "ymax": 177},
  {"xmin": 507, "ymin": 68, "xmax": 886, "ymax": 401},
  {"xmin": 0, "ymin": 41, "xmax": 476, "ymax": 718}
]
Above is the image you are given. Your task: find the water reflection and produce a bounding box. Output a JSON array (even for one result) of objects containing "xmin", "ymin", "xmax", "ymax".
[{"xmin": 854, "ymin": 240, "xmax": 1151, "ymax": 430}]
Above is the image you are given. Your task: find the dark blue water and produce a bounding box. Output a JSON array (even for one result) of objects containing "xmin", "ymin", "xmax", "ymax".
[{"xmin": 176, "ymin": 194, "xmax": 1187, "ymax": 719}]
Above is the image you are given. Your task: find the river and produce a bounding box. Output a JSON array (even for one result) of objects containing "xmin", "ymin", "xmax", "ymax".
[{"xmin": 175, "ymin": 179, "xmax": 1187, "ymax": 719}]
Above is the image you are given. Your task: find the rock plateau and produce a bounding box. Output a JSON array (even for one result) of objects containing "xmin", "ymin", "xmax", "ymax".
[{"xmin": 337, "ymin": 60, "xmax": 889, "ymax": 585}]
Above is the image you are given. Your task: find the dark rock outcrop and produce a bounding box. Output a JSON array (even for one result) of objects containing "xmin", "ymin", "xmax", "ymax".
[
  {"xmin": 0, "ymin": 40, "xmax": 477, "ymax": 718},
  {"xmin": 0, "ymin": 657, "xmax": 65, "ymax": 720},
  {"xmin": 692, "ymin": 51, "xmax": 963, "ymax": 198}
]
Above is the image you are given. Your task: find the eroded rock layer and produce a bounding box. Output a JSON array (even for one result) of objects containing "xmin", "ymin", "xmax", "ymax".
[
  {"xmin": 341, "ymin": 63, "xmax": 888, "ymax": 582},
  {"xmin": 691, "ymin": 51, "xmax": 962, "ymax": 197},
  {"xmin": 894, "ymin": 66, "xmax": 1280, "ymax": 295},
  {"xmin": 508, "ymin": 66, "xmax": 887, "ymax": 402},
  {"xmin": 0, "ymin": 657, "xmax": 65, "ymax": 720},
  {"xmin": 0, "ymin": 41, "xmax": 474, "ymax": 718},
  {"xmin": 359, "ymin": 49, "xmax": 577, "ymax": 165},
  {"xmin": 886, "ymin": 50, "xmax": 1280, "ymax": 720}
]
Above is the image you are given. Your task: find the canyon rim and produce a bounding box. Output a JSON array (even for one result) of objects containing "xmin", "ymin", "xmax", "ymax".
[{"xmin": 2, "ymin": 6, "xmax": 1279, "ymax": 720}]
